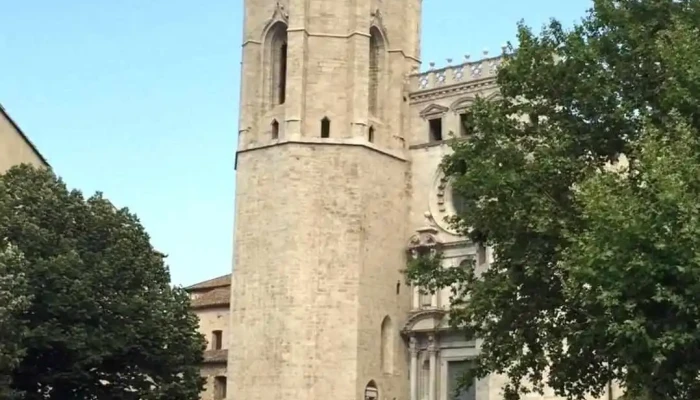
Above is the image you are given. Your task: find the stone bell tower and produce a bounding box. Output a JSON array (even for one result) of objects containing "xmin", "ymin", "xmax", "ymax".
[{"xmin": 230, "ymin": 0, "xmax": 422, "ymax": 398}]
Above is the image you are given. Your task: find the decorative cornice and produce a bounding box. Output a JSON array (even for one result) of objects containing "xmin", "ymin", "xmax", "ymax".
[
  {"xmin": 202, "ymin": 349, "xmax": 228, "ymax": 364},
  {"xmin": 418, "ymin": 103, "xmax": 450, "ymax": 119},
  {"xmin": 450, "ymin": 96, "xmax": 476, "ymax": 113},
  {"xmin": 485, "ymin": 91, "xmax": 501, "ymax": 101},
  {"xmin": 401, "ymin": 308, "xmax": 448, "ymax": 334},
  {"xmin": 236, "ymin": 137, "xmax": 407, "ymax": 164},
  {"xmin": 410, "ymin": 79, "xmax": 497, "ymax": 104},
  {"xmin": 441, "ymin": 238, "xmax": 473, "ymax": 249},
  {"xmin": 407, "ymin": 226, "xmax": 442, "ymax": 257},
  {"xmin": 190, "ymin": 301, "xmax": 230, "ymax": 311}
]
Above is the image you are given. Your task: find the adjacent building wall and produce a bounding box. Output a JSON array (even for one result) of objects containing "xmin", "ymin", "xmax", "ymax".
[
  {"xmin": 0, "ymin": 104, "xmax": 48, "ymax": 172},
  {"xmin": 186, "ymin": 277, "xmax": 231, "ymax": 400}
]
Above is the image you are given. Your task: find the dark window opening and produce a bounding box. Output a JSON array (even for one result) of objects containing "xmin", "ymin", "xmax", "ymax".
[
  {"xmin": 396, "ymin": 280, "xmax": 400, "ymax": 294},
  {"xmin": 429, "ymin": 117, "xmax": 443, "ymax": 142},
  {"xmin": 211, "ymin": 330, "xmax": 223, "ymax": 350},
  {"xmin": 364, "ymin": 380, "xmax": 379, "ymax": 400},
  {"xmin": 271, "ymin": 119, "xmax": 280, "ymax": 139},
  {"xmin": 321, "ymin": 117, "xmax": 331, "ymax": 138},
  {"xmin": 278, "ymin": 44, "xmax": 287, "ymax": 104},
  {"xmin": 268, "ymin": 22, "xmax": 288, "ymax": 108},
  {"xmin": 459, "ymin": 113, "xmax": 472, "ymax": 136},
  {"xmin": 214, "ymin": 376, "xmax": 227, "ymax": 400},
  {"xmin": 368, "ymin": 126, "xmax": 375, "ymax": 143},
  {"xmin": 369, "ymin": 33, "xmax": 380, "ymax": 115},
  {"xmin": 454, "ymin": 159, "xmax": 467, "ymax": 174}
]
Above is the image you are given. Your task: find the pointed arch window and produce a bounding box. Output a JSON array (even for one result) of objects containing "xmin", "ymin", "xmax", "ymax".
[
  {"xmin": 368, "ymin": 27, "xmax": 385, "ymax": 117},
  {"xmin": 267, "ymin": 22, "xmax": 288, "ymax": 107},
  {"xmin": 278, "ymin": 42, "xmax": 287, "ymax": 104},
  {"xmin": 365, "ymin": 380, "xmax": 379, "ymax": 400},
  {"xmin": 271, "ymin": 119, "xmax": 280, "ymax": 139},
  {"xmin": 321, "ymin": 117, "xmax": 331, "ymax": 138}
]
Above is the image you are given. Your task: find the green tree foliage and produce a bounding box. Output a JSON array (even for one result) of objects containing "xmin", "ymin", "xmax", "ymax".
[
  {"xmin": 0, "ymin": 244, "xmax": 30, "ymax": 400},
  {"xmin": 0, "ymin": 165, "xmax": 205, "ymax": 400},
  {"xmin": 405, "ymin": 1, "xmax": 700, "ymax": 399}
]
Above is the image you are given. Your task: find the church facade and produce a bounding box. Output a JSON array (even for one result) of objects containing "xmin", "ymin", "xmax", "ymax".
[{"xmin": 186, "ymin": 1, "xmax": 619, "ymax": 400}]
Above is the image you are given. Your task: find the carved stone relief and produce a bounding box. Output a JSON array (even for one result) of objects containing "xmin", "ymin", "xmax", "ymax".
[
  {"xmin": 369, "ymin": 8, "xmax": 389, "ymax": 43},
  {"xmin": 407, "ymin": 225, "xmax": 442, "ymax": 259},
  {"xmin": 261, "ymin": 1, "xmax": 289, "ymax": 38},
  {"xmin": 428, "ymin": 169, "xmax": 463, "ymax": 235}
]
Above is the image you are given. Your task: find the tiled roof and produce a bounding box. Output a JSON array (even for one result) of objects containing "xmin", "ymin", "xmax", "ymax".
[
  {"xmin": 185, "ymin": 274, "xmax": 231, "ymax": 291},
  {"xmin": 203, "ymin": 349, "xmax": 228, "ymax": 364},
  {"xmin": 190, "ymin": 286, "xmax": 230, "ymax": 309}
]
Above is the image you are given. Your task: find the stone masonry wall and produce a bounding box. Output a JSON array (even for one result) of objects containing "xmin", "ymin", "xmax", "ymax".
[
  {"xmin": 196, "ymin": 307, "xmax": 230, "ymax": 351},
  {"xmin": 231, "ymin": 143, "xmax": 408, "ymax": 400},
  {"xmin": 200, "ymin": 364, "xmax": 228, "ymax": 400}
]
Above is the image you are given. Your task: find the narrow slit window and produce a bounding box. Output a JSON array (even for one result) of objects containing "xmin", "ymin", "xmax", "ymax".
[
  {"xmin": 321, "ymin": 117, "xmax": 331, "ymax": 138},
  {"xmin": 271, "ymin": 119, "xmax": 280, "ymax": 139},
  {"xmin": 268, "ymin": 22, "xmax": 288, "ymax": 108},
  {"xmin": 429, "ymin": 117, "xmax": 443, "ymax": 142},
  {"xmin": 369, "ymin": 30, "xmax": 381, "ymax": 116},
  {"xmin": 278, "ymin": 44, "xmax": 287, "ymax": 104},
  {"xmin": 368, "ymin": 126, "xmax": 375, "ymax": 143}
]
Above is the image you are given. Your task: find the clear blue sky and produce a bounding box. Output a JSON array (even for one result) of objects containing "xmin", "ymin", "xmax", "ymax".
[{"xmin": 0, "ymin": 0, "xmax": 592, "ymax": 286}]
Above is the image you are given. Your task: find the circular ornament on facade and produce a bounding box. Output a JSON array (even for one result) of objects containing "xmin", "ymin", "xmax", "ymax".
[{"xmin": 428, "ymin": 169, "xmax": 466, "ymax": 235}]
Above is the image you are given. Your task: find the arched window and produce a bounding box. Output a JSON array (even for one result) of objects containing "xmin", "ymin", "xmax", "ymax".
[
  {"xmin": 380, "ymin": 316, "xmax": 394, "ymax": 374},
  {"xmin": 321, "ymin": 117, "xmax": 331, "ymax": 138},
  {"xmin": 368, "ymin": 126, "xmax": 375, "ymax": 143},
  {"xmin": 368, "ymin": 27, "xmax": 385, "ymax": 117},
  {"xmin": 271, "ymin": 119, "xmax": 280, "ymax": 139},
  {"xmin": 365, "ymin": 380, "xmax": 379, "ymax": 400},
  {"xmin": 267, "ymin": 22, "xmax": 288, "ymax": 107}
]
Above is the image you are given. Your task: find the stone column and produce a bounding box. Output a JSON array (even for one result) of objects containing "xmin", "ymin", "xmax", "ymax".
[
  {"xmin": 409, "ymin": 336, "xmax": 418, "ymax": 400},
  {"xmin": 430, "ymin": 248, "xmax": 438, "ymax": 308},
  {"xmin": 284, "ymin": 0, "xmax": 305, "ymax": 140},
  {"xmin": 428, "ymin": 335, "xmax": 437, "ymax": 400},
  {"xmin": 411, "ymin": 249, "xmax": 420, "ymax": 310}
]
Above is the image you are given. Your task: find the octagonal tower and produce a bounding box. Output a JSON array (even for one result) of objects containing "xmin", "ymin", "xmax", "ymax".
[{"xmin": 229, "ymin": 0, "xmax": 422, "ymax": 398}]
